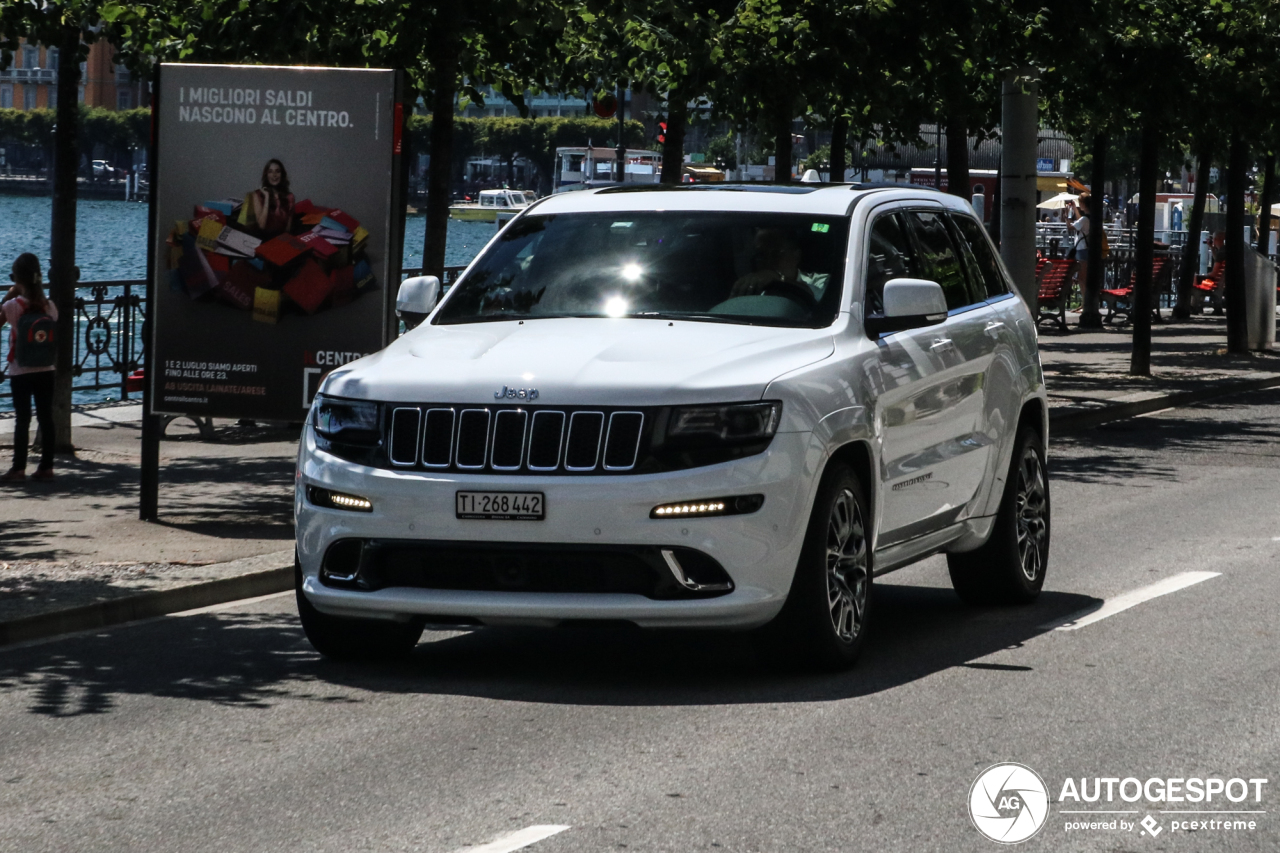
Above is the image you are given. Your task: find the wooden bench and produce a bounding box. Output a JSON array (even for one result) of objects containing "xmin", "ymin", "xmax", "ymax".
[
  {"xmin": 1036, "ymin": 260, "xmax": 1076, "ymax": 331},
  {"xmin": 1191, "ymin": 261, "xmax": 1226, "ymax": 314},
  {"xmin": 1101, "ymin": 257, "xmax": 1170, "ymax": 325}
]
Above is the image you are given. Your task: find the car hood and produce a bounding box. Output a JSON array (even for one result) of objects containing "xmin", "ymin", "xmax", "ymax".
[{"xmin": 323, "ymin": 317, "xmax": 835, "ymax": 407}]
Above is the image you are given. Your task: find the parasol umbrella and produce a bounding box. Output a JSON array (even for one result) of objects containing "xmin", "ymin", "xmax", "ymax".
[{"xmin": 1036, "ymin": 192, "xmax": 1079, "ymax": 210}]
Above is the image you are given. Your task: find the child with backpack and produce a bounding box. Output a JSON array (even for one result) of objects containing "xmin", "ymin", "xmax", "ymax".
[{"xmin": 2, "ymin": 253, "xmax": 59, "ymax": 481}]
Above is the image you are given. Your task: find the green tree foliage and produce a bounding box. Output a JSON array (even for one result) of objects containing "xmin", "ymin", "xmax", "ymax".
[
  {"xmin": 406, "ymin": 113, "xmax": 644, "ymax": 189},
  {"xmin": 0, "ymin": 106, "xmax": 150, "ymax": 155},
  {"xmin": 559, "ymin": 0, "xmax": 738, "ymax": 182}
]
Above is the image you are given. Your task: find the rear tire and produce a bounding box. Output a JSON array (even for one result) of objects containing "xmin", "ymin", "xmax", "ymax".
[
  {"xmin": 947, "ymin": 425, "xmax": 1050, "ymax": 605},
  {"xmin": 764, "ymin": 462, "xmax": 872, "ymax": 671},
  {"xmin": 295, "ymin": 559, "xmax": 423, "ymax": 660}
]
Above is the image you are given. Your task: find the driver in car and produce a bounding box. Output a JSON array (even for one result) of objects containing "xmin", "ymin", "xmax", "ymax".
[{"xmin": 729, "ymin": 228, "xmax": 829, "ymax": 300}]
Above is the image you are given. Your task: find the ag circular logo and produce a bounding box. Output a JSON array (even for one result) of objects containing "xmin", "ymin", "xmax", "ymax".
[{"xmin": 969, "ymin": 763, "xmax": 1050, "ymax": 844}]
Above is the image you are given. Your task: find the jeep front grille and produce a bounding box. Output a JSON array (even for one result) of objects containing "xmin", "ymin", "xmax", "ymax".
[{"xmin": 386, "ymin": 404, "xmax": 648, "ymax": 475}]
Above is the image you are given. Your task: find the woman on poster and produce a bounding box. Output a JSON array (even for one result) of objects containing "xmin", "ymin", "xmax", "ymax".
[{"xmin": 251, "ymin": 158, "xmax": 295, "ymax": 237}]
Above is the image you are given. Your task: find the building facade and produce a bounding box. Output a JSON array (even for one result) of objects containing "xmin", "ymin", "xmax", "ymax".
[{"xmin": 0, "ymin": 38, "xmax": 149, "ymax": 112}]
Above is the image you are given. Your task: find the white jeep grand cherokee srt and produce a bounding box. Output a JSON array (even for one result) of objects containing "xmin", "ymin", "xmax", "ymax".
[{"xmin": 295, "ymin": 183, "xmax": 1050, "ymax": 669}]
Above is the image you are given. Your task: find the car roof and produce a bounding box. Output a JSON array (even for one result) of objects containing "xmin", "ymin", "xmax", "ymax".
[{"xmin": 529, "ymin": 183, "xmax": 968, "ymax": 218}]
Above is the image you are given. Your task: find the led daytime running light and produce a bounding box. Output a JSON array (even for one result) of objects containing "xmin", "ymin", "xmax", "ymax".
[
  {"xmin": 654, "ymin": 502, "xmax": 727, "ymax": 516},
  {"xmin": 308, "ymin": 486, "xmax": 374, "ymax": 513},
  {"xmin": 330, "ymin": 493, "xmax": 372, "ymax": 511},
  {"xmin": 650, "ymin": 494, "xmax": 764, "ymax": 519}
]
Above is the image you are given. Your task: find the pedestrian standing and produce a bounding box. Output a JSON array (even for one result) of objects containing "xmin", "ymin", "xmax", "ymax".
[
  {"xmin": 2, "ymin": 253, "xmax": 59, "ymax": 481},
  {"xmin": 1069, "ymin": 195, "xmax": 1092, "ymax": 296}
]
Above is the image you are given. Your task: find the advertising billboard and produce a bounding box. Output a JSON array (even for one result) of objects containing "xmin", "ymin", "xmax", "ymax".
[{"xmin": 150, "ymin": 63, "xmax": 403, "ymax": 420}]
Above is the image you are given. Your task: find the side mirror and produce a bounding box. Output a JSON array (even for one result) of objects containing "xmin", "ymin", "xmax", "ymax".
[
  {"xmin": 396, "ymin": 275, "xmax": 441, "ymax": 329},
  {"xmin": 865, "ymin": 278, "xmax": 948, "ymax": 336}
]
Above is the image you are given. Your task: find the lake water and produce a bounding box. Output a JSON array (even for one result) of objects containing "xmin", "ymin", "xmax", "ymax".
[
  {"xmin": 0, "ymin": 194, "xmax": 496, "ymax": 280},
  {"xmin": 0, "ymin": 194, "xmax": 497, "ymax": 411}
]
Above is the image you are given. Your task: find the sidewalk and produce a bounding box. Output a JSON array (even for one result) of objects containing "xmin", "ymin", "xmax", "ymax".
[
  {"xmin": 1040, "ymin": 311, "xmax": 1280, "ymax": 431},
  {"xmin": 0, "ymin": 412, "xmax": 298, "ymax": 644},
  {"xmin": 1, "ymin": 311, "xmax": 1277, "ymax": 644}
]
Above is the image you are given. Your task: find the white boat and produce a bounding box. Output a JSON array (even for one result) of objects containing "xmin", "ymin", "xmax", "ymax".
[{"xmin": 449, "ymin": 189, "xmax": 533, "ymax": 221}]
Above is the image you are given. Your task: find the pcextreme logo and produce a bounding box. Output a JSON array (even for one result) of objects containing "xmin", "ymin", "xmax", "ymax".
[
  {"xmin": 969, "ymin": 763, "xmax": 1050, "ymax": 844},
  {"xmin": 968, "ymin": 764, "xmax": 1269, "ymax": 844}
]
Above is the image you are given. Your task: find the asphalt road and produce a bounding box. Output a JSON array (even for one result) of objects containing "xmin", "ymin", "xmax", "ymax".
[{"xmin": 2, "ymin": 389, "xmax": 1279, "ymax": 853}]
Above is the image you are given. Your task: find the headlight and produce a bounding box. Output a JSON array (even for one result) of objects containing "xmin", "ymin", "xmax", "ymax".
[
  {"xmin": 667, "ymin": 402, "xmax": 782, "ymax": 444},
  {"xmin": 311, "ymin": 395, "xmax": 382, "ymax": 462}
]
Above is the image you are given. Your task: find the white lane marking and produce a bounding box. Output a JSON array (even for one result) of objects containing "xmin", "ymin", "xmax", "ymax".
[
  {"xmin": 172, "ymin": 590, "xmax": 291, "ymax": 617},
  {"xmin": 453, "ymin": 825, "xmax": 571, "ymax": 853},
  {"xmin": 1044, "ymin": 571, "xmax": 1222, "ymax": 631}
]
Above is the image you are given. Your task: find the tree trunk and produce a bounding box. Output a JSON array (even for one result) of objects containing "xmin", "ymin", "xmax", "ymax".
[
  {"xmin": 828, "ymin": 112, "xmax": 847, "ymax": 183},
  {"xmin": 1079, "ymin": 131, "xmax": 1107, "ymax": 329},
  {"xmin": 1172, "ymin": 142, "xmax": 1211, "ymax": 319},
  {"xmin": 1224, "ymin": 133, "xmax": 1248, "ymax": 353},
  {"xmin": 659, "ymin": 93, "xmax": 687, "ymax": 185},
  {"xmin": 614, "ymin": 82, "xmax": 627, "ymax": 183},
  {"xmin": 1129, "ymin": 121, "xmax": 1158, "ymax": 376},
  {"xmin": 48, "ymin": 24, "xmax": 82, "ymax": 453},
  {"xmin": 772, "ymin": 100, "xmax": 793, "ymax": 184},
  {"xmin": 990, "ymin": 173, "xmax": 1000, "ymax": 243},
  {"xmin": 1256, "ymin": 150, "xmax": 1275, "ymax": 255},
  {"xmin": 945, "ymin": 113, "xmax": 969, "ymax": 198},
  {"xmin": 422, "ymin": 10, "xmax": 460, "ymax": 280}
]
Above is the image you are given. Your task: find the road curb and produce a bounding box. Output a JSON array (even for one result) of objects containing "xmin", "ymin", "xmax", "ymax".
[
  {"xmin": 0, "ymin": 557, "xmax": 293, "ymax": 647},
  {"xmin": 1052, "ymin": 373, "xmax": 1280, "ymax": 434}
]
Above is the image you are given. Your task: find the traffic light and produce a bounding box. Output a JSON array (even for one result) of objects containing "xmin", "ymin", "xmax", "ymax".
[{"xmin": 656, "ymin": 115, "xmax": 667, "ymax": 145}]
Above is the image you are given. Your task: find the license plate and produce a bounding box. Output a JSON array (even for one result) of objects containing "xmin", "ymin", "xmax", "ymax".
[{"xmin": 456, "ymin": 491, "xmax": 545, "ymax": 520}]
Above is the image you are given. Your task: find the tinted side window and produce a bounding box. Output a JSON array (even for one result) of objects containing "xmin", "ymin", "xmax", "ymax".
[
  {"xmin": 951, "ymin": 214, "xmax": 1008, "ymax": 299},
  {"xmin": 864, "ymin": 213, "xmax": 917, "ymax": 315},
  {"xmin": 905, "ymin": 211, "xmax": 979, "ymax": 310}
]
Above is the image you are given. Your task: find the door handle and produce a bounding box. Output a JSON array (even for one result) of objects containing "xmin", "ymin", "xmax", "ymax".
[
  {"xmin": 984, "ymin": 321, "xmax": 1005, "ymax": 331},
  {"xmin": 930, "ymin": 338, "xmax": 953, "ymax": 350}
]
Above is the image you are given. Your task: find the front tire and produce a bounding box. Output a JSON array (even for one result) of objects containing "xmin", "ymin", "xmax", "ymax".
[
  {"xmin": 765, "ymin": 462, "xmax": 872, "ymax": 670},
  {"xmin": 947, "ymin": 425, "xmax": 1050, "ymax": 605},
  {"xmin": 295, "ymin": 559, "xmax": 423, "ymax": 660}
]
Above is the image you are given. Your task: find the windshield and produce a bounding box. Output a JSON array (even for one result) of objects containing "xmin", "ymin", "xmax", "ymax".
[{"xmin": 434, "ymin": 211, "xmax": 850, "ymax": 327}]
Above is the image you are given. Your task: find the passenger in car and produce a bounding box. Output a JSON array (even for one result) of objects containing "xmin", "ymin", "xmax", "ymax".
[{"xmin": 730, "ymin": 228, "xmax": 829, "ymax": 299}]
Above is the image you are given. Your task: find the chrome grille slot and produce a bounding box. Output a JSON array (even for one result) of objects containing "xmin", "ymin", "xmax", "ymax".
[
  {"xmin": 381, "ymin": 404, "xmax": 659, "ymax": 474},
  {"xmin": 603, "ymin": 412, "xmax": 644, "ymax": 471},
  {"xmin": 564, "ymin": 412, "xmax": 605, "ymax": 471},
  {"xmin": 490, "ymin": 409, "xmax": 528, "ymax": 470},
  {"xmin": 455, "ymin": 409, "xmax": 491, "ymax": 469},
  {"xmin": 422, "ymin": 408, "xmax": 456, "ymax": 468},
  {"xmin": 389, "ymin": 407, "xmax": 422, "ymax": 466},
  {"xmin": 527, "ymin": 410, "xmax": 565, "ymax": 471}
]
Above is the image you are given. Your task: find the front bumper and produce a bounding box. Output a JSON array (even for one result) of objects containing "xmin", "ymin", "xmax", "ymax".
[{"xmin": 295, "ymin": 428, "xmax": 823, "ymax": 629}]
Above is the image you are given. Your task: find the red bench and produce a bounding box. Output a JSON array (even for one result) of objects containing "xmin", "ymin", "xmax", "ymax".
[
  {"xmin": 1036, "ymin": 260, "xmax": 1076, "ymax": 331},
  {"xmin": 1191, "ymin": 261, "xmax": 1226, "ymax": 314},
  {"xmin": 1101, "ymin": 257, "xmax": 1169, "ymax": 325}
]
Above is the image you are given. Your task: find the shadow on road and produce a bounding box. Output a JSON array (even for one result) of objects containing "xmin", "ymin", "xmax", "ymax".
[
  {"xmin": 0, "ymin": 583, "xmax": 1099, "ymax": 717},
  {"xmin": 1050, "ymin": 387, "xmax": 1280, "ymax": 486}
]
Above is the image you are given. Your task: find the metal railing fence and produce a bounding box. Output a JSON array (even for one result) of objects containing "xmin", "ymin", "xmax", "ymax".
[{"xmin": 0, "ymin": 266, "xmax": 465, "ymax": 405}]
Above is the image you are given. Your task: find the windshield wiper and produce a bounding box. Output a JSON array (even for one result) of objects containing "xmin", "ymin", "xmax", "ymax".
[{"xmin": 629, "ymin": 312, "xmax": 740, "ymax": 324}]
